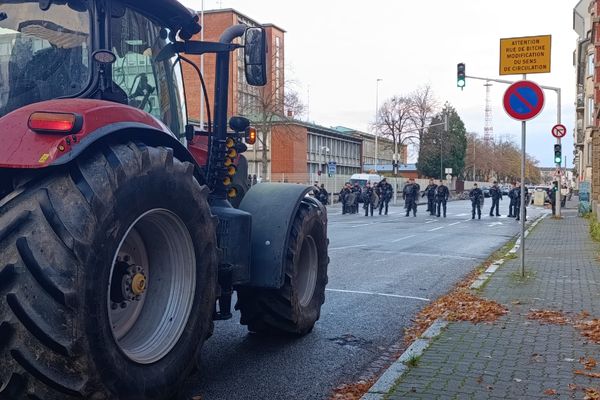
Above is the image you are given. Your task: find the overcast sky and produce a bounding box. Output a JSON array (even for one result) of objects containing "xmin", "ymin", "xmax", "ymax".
[{"xmin": 180, "ymin": 0, "xmax": 578, "ymax": 167}]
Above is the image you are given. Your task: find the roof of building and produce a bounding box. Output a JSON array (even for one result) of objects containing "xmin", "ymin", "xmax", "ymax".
[
  {"xmin": 363, "ymin": 163, "xmax": 417, "ymax": 172},
  {"xmin": 273, "ymin": 120, "xmax": 362, "ymax": 143},
  {"xmin": 201, "ymin": 8, "xmax": 286, "ymax": 32}
]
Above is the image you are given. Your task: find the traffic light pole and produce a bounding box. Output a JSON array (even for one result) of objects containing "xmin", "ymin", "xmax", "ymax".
[{"xmin": 555, "ymin": 89, "xmax": 562, "ymax": 219}]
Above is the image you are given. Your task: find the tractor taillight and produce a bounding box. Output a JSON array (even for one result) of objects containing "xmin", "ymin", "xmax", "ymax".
[{"xmin": 28, "ymin": 112, "xmax": 82, "ymax": 134}]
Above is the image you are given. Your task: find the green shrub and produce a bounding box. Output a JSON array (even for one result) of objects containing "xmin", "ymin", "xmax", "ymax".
[{"xmin": 589, "ymin": 213, "xmax": 600, "ymax": 242}]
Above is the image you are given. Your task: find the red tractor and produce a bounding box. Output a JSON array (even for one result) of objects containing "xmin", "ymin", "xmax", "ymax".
[{"xmin": 0, "ymin": 1, "xmax": 329, "ymax": 399}]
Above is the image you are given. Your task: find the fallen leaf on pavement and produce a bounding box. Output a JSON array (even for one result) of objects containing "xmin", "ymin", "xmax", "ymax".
[
  {"xmin": 568, "ymin": 383, "xmax": 577, "ymax": 391},
  {"xmin": 580, "ymin": 357, "xmax": 598, "ymax": 370},
  {"xmin": 585, "ymin": 387, "xmax": 600, "ymax": 400},
  {"xmin": 575, "ymin": 320, "xmax": 600, "ymax": 344},
  {"xmin": 543, "ymin": 388, "xmax": 557, "ymax": 395},
  {"xmin": 329, "ymin": 379, "xmax": 375, "ymax": 400},
  {"xmin": 404, "ymin": 288, "xmax": 507, "ymax": 345},
  {"xmin": 575, "ymin": 370, "xmax": 600, "ymax": 378},
  {"xmin": 527, "ymin": 309, "xmax": 568, "ymax": 325}
]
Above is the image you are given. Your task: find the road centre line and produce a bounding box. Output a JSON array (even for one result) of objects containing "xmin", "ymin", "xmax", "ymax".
[
  {"xmin": 329, "ymin": 244, "xmax": 367, "ymax": 251},
  {"xmin": 391, "ymin": 234, "xmax": 416, "ymax": 243},
  {"xmin": 325, "ymin": 288, "xmax": 430, "ymax": 302}
]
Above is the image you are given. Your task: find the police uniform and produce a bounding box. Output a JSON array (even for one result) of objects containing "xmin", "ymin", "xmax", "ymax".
[
  {"xmin": 435, "ymin": 184, "xmax": 449, "ymax": 218},
  {"xmin": 469, "ymin": 186, "xmax": 483, "ymax": 219},
  {"xmin": 489, "ymin": 185, "xmax": 503, "ymax": 217},
  {"xmin": 423, "ymin": 182, "xmax": 438, "ymax": 216},
  {"xmin": 402, "ymin": 182, "xmax": 419, "ymax": 217}
]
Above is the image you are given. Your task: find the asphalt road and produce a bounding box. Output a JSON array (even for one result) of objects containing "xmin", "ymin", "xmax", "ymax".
[{"xmin": 185, "ymin": 199, "xmax": 545, "ymax": 400}]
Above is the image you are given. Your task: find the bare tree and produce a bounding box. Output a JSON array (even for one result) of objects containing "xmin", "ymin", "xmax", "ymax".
[
  {"xmin": 410, "ymin": 84, "xmax": 439, "ymax": 144},
  {"xmin": 240, "ymin": 75, "xmax": 305, "ymax": 179},
  {"xmin": 377, "ymin": 96, "xmax": 418, "ymax": 162}
]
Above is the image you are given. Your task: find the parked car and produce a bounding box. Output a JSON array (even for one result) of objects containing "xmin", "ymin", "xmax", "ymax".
[
  {"xmin": 501, "ymin": 186, "xmax": 510, "ymax": 196},
  {"xmin": 481, "ymin": 186, "xmax": 491, "ymax": 197}
]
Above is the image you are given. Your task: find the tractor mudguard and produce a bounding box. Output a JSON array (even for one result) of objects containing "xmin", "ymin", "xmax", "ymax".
[
  {"xmin": 238, "ymin": 183, "xmax": 312, "ymax": 288},
  {"xmin": 0, "ymin": 99, "xmax": 201, "ymax": 176}
]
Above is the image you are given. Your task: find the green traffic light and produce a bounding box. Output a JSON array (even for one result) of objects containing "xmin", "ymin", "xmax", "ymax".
[
  {"xmin": 457, "ymin": 79, "xmax": 465, "ymax": 88},
  {"xmin": 554, "ymin": 156, "xmax": 562, "ymax": 164}
]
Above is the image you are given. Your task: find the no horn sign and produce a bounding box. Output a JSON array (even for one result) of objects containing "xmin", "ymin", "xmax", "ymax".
[{"xmin": 502, "ymin": 80, "xmax": 544, "ymax": 121}]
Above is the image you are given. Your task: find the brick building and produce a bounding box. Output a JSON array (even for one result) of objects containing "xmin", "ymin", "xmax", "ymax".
[
  {"xmin": 574, "ymin": 1, "xmax": 595, "ymax": 200},
  {"xmin": 181, "ymin": 8, "xmax": 392, "ymax": 186},
  {"xmin": 181, "ymin": 8, "xmax": 285, "ymax": 125}
]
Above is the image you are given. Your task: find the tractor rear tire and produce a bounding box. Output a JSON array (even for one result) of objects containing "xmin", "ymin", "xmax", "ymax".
[
  {"xmin": 0, "ymin": 142, "xmax": 217, "ymax": 400},
  {"xmin": 237, "ymin": 200, "xmax": 328, "ymax": 335}
]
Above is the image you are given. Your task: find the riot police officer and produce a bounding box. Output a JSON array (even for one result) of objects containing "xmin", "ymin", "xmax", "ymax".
[
  {"xmin": 489, "ymin": 181, "xmax": 503, "ymax": 217},
  {"xmin": 340, "ymin": 183, "xmax": 352, "ymax": 215},
  {"xmin": 351, "ymin": 183, "xmax": 361, "ymax": 214},
  {"xmin": 435, "ymin": 179, "xmax": 449, "ymax": 218},
  {"xmin": 402, "ymin": 178, "xmax": 419, "ymax": 217},
  {"xmin": 470, "ymin": 183, "xmax": 483, "ymax": 219},
  {"xmin": 422, "ymin": 178, "xmax": 438, "ymax": 216},
  {"xmin": 507, "ymin": 182, "xmax": 516, "ymax": 218},
  {"xmin": 377, "ymin": 178, "xmax": 393, "ymax": 215},
  {"xmin": 363, "ymin": 182, "xmax": 375, "ymax": 216},
  {"xmin": 514, "ymin": 182, "xmax": 527, "ymax": 221}
]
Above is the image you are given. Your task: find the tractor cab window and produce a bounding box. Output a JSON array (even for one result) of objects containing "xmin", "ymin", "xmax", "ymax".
[
  {"xmin": 110, "ymin": 6, "xmax": 186, "ymax": 137},
  {"xmin": 0, "ymin": 1, "xmax": 91, "ymax": 116}
]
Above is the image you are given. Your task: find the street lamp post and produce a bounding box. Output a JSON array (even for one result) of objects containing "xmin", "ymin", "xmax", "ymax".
[
  {"xmin": 319, "ymin": 146, "xmax": 330, "ymax": 183},
  {"xmin": 375, "ymin": 78, "xmax": 383, "ymax": 172}
]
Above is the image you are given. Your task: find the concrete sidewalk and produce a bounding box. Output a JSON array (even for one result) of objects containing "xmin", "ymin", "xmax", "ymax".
[{"xmin": 376, "ymin": 203, "xmax": 600, "ymax": 399}]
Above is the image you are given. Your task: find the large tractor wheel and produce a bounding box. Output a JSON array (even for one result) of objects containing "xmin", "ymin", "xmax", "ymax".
[
  {"xmin": 237, "ymin": 201, "xmax": 328, "ymax": 335},
  {"xmin": 0, "ymin": 142, "xmax": 217, "ymax": 400}
]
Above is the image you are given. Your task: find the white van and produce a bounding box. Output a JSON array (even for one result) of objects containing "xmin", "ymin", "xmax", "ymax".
[{"xmin": 350, "ymin": 173, "xmax": 383, "ymax": 187}]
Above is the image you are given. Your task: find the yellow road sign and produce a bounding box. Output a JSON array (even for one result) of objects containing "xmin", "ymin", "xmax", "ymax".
[{"xmin": 499, "ymin": 35, "xmax": 551, "ymax": 76}]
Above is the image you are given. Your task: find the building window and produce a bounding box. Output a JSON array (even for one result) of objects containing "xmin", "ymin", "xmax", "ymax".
[
  {"xmin": 588, "ymin": 53, "xmax": 595, "ymax": 77},
  {"xmin": 588, "ymin": 97, "xmax": 595, "ymax": 127}
]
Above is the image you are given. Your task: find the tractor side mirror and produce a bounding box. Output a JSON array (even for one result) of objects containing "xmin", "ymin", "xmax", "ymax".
[{"xmin": 244, "ymin": 27, "xmax": 267, "ymax": 86}]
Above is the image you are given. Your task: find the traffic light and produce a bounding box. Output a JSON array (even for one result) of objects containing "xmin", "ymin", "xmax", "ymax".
[
  {"xmin": 457, "ymin": 63, "xmax": 466, "ymax": 89},
  {"xmin": 554, "ymin": 144, "xmax": 562, "ymax": 164}
]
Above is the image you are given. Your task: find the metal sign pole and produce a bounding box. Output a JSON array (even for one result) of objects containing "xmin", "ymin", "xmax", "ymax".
[
  {"xmin": 520, "ymin": 74, "xmax": 526, "ymax": 278},
  {"xmin": 555, "ymin": 88, "xmax": 562, "ymax": 218}
]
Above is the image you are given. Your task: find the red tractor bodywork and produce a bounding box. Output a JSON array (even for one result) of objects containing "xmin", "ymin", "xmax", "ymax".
[{"xmin": 0, "ymin": 98, "xmax": 209, "ymax": 169}]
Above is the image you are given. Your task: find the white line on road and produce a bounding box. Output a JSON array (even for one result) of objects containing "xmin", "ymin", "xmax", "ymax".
[
  {"xmin": 350, "ymin": 223, "xmax": 372, "ymax": 228},
  {"xmin": 455, "ymin": 213, "xmax": 470, "ymax": 217},
  {"xmin": 391, "ymin": 234, "xmax": 416, "ymax": 243},
  {"xmin": 428, "ymin": 226, "xmax": 444, "ymax": 231},
  {"xmin": 325, "ymin": 288, "xmax": 430, "ymax": 302},
  {"xmin": 448, "ymin": 221, "xmax": 462, "ymax": 226},
  {"xmin": 329, "ymin": 244, "xmax": 367, "ymax": 251},
  {"xmin": 425, "ymin": 220, "xmax": 437, "ymax": 224}
]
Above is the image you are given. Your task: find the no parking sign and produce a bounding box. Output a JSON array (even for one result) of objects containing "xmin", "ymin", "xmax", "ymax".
[{"xmin": 502, "ymin": 80, "xmax": 545, "ymax": 121}]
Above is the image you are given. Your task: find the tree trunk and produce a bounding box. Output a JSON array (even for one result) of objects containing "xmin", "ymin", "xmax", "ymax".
[{"xmin": 260, "ymin": 129, "xmax": 269, "ymax": 181}]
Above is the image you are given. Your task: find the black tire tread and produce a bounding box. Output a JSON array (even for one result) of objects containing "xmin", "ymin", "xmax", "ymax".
[
  {"xmin": 237, "ymin": 202, "xmax": 328, "ymax": 335},
  {"xmin": 0, "ymin": 141, "xmax": 215, "ymax": 399}
]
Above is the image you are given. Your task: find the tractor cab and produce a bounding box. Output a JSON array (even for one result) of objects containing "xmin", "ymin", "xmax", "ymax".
[{"xmin": 0, "ymin": 0, "xmax": 193, "ymax": 137}]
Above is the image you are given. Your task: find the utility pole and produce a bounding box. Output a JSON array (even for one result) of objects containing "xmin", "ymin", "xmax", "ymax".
[
  {"xmin": 440, "ymin": 113, "xmax": 448, "ymax": 180},
  {"xmin": 374, "ymin": 78, "xmax": 382, "ymax": 171}
]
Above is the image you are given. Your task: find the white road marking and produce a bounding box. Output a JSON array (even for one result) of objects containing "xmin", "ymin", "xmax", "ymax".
[
  {"xmin": 350, "ymin": 223, "xmax": 372, "ymax": 228},
  {"xmin": 448, "ymin": 221, "xmax": 462, "ymax": 226},
  {"xmin": 326, "ymin": 288, "xmax": 430, "ymax": 302},
  {"xmin": 425, "ymin": 220, "xmax": 437, "ymax": 224},
  {"xmin": 391, "ymin": 234, "xmax": 416, "ymax": 243},
  {"xmin": 455, "ymin": 213, "xmax": 470, "ymax": 217},
  {"xmin": 487, "ymin": 222, "xmax": 504, "ymax": 227},
  {"xmin": 428, "ymin": 226, "xmax": 444, "ymax": 231},
  {"xmin": 329, "ymin": 244, "xmax": 367, "ymax": 251}
]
